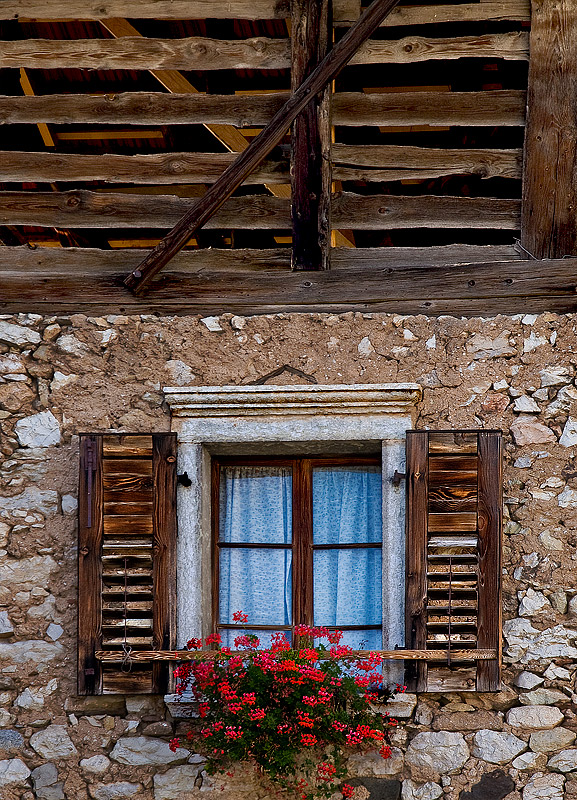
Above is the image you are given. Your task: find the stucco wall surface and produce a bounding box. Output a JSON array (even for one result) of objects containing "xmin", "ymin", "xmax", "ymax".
[{"xmin": 1, "ymin": 310, "xmax": 577, "ymax": 800}]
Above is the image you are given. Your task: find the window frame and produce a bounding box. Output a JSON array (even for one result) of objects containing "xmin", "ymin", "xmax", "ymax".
[{"xmin": 211, "ymin": 454, "xmax": 382, "ymax": 643}]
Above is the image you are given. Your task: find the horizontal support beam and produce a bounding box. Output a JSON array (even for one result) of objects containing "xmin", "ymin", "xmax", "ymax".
[
  {"xmin": 95, "ymin": 648, "xmax": 499, "ymax": 662},
  {"xmin": 0, "ymin": 191, "xmax": 520, "ymax": 229},
  {"xmin": 337, "ymin": 0, "xmax": 530, "ymax": 26},
  {"xmin": 8, "ymin": 0, "xmax": 360, "ymax": 21},
  {"xmin": 1, "ymin": 33, "xmax": 528, "ymax": 71},
  {"xmin": 0, "ymin": 90, "xmax": 526, "ymax": 128}
]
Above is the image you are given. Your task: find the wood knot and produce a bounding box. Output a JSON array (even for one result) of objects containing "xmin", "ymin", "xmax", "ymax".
[{"xmin": 66, "ymin": 194, "xmax": 81, "ymax": 207}]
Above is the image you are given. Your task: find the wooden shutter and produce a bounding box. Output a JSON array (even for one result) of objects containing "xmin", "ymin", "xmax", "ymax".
[
  {"xmin": 405, "ymin": 430, "xmax": 502, "ymax": 692},
  {"xmin": 78, "ymin": 433, "xmax": 177, "ymax": 695}
]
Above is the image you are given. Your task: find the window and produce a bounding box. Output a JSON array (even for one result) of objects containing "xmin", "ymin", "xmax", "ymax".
[{"xmin": 212, "ymin": 456, "xmax": 383, "ymax": 649}]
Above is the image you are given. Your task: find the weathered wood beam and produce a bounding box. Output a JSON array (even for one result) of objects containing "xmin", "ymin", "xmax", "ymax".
[
  {"xmin": 336, "ymin": 0, "xmax": 530, "ymax": 26},
  {"xmin": 332, "ymin": 145, "xmax": 523, "ymax": 181},
  {"xmin": 9, "ymin": 0, "xmax": 361, "ymax": 21},
  {"xmin": 94, "ymin": 648, "xmax": 498, "ymax": 662},
  {"xmin": 0, "ymin": 191, "xmax": 520, "ymax": 229},
  {"xmin": 521, "ymin": 0, "xmax": 577, "ymax": 259},
  {"xmin": 291, "ymin": 0, "xmax": 332, "ymax": 270},
  {"xmin": 124, "ymin": 0, "xmax": 407, "ymax": 295},
  {"xmin": 0, "ymin": 90, "xmax": 526, "ymax": 128},
  {"xmin": 1, "ymin": 32, "xmax": 528, "ymax": 71}
]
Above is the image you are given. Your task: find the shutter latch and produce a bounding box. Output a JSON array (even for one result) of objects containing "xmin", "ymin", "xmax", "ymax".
[
  {"xmin": 177, "ymin": 472, "xmax": 192, "ymax": 487},
  {"xmin": 391, "ymin": 470, "xmax": 406, "ymax": 487}
]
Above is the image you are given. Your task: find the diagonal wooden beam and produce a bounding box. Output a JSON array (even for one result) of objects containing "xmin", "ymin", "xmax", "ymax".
[{"xmin": 125, "ymin": 0, "xmax": 403, "ymax": 295}]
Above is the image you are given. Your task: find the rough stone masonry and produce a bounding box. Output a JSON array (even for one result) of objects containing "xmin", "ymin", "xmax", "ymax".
[{"xmin": 2, "ymin": 310, "xmax": 577, "ymax": 799}]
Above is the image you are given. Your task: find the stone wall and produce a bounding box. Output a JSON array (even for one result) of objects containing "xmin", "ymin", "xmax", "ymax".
[{"xmin": 1, "ymin": 310, "xmax": 577, "ymax": 800}]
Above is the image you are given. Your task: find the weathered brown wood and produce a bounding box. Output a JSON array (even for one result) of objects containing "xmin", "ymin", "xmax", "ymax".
[
  {"xmin": 78, "ymin": 435, "xmax": 104, "ymax": 696},
  {"xmin": 0, "ymin": 37, "xmax": 290, "ymax": 71},
  {"xmin": 428, "ymin": 432, "xmax": 478, "ymax": 454},
  {"xmin": 125, "ymin": 0, "xmax": 407, "ymax": 293},
  {"xmin": 332, "ymin": 145, "xmax": 523, "ymax": 181},
  {"xmin": 9, "ymin": 0, "xmax": 360, "ymax": 21},
  {"xmin": 476, "ymin": 432, "xmax": 502, "ymax": 692},
  {"xmin": 0, "ymin": 90, "xmax": 526, "ymax": 128},
  {"xmin": 95, "ymin": 647, "xmax": 498, "ymax": 662},
  {"xmin": 429, "ymin": 487, "xmax": 478, "ymax": 514},
  {"xmin": 428, "ymin": 513, "xmax": 478, "ymax": 533},
  {"xmin": 0, "ymin": 191, "xmax": 520, "ymax": 229},
  {"xmin": 102, "ymin": 435, "xmax": 153, "ymax": 457},
  {"xmin": 521, "ymin": 0, "xmax": 577, "ymax": 258},
  {"xmin": 103, "ymin": 459, "xmax": 153, "ymax": 476},
  {"xmin": 291, "ymin": 0, "xmax": 331, "ymax": 271},
  {"xmin": 351, "ymin": 32, "xmax": 528, "ymax": 64},
  {"xmin": 405, "ymin": 431, "xmax": 428, "ymax": 693},
  {"xmin": 365, "ymin": 0, "xmax": 530, "ymax": 26},
  {"xmin": 0, "ymin": 151, "xmax": 289, "ymax": 185},
  {"xmin": 151, "ymin": 434, "xmax": 178, "ymax": 694}
]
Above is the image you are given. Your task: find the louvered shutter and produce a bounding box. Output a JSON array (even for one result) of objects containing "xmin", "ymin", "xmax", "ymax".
[
  {"xmin": 405, "ymin": 430, "xmax": 502, "ymax": 692},
  {"xmin": 78, "ymin": 433, "xmax": 177, "ymax": 695}
]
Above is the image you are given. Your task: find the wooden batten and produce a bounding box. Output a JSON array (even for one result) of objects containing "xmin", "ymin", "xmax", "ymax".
[
  {"xmin": 405, "ymin": 430, "xmax": 502, "ymax": 692},
  {"xmin": 78, "ymin": 433, "xmax": 177, "ymax": 695}
]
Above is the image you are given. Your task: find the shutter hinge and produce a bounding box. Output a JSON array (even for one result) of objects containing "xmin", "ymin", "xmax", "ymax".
[{"xmin": 392, "ymin": 470, "xmax": 406, "ymax": 487}]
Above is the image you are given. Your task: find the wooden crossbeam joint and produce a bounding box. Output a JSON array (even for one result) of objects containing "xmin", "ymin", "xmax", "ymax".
[{"xmin": 123, "ymin": 0, "xmax": 404, "ymax": 296}]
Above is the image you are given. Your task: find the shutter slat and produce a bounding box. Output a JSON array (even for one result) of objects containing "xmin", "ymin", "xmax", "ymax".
[
  {"xmin": 406, "ymin": 429, "xmax": 501, "ymax": 692},
  {"xmin": 78, "ymin": 432, "xmax": 177, "ymax": 695}
]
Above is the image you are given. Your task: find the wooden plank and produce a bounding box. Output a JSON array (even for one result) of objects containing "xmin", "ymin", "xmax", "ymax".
[
  {"xmin": 7, "ymin": 0, "xmax": 360, "ymax": 21},
  {"xmin": 333, "ymin": 90, "xmax": 526, "ymax": 127},
  {"xmin": 332, "ymin": 145, "xmax": 523, "ymax": 182},
  {"xmin": 521, "ymin": 0, "xmax": 577, "ymax": 259},
  {"xmin": 103, "ymin": 434, "xmax": 153, "ymax": 458},
  {"xmin": 0, "ymin": 37, "xmax": 290, "ymax": 71},
  {"xmin": 350, "ymin": 33, "xmax": 528, "ymax": 65},
  {"xmin": 405, "ymin": 431, "xmax": 428, "ymax": 692},
  {"xmin": 103, "ymin": 459, "xmax": 152, "ymax": 476},
  {"xmin": 0, "ymin": 151, "xmax": 289, "ymax": 185},
  {"xmin": 103, "ymin": 517, "xmax": 154, "ymax": 535},
  {"xmin": 428, "ymin": 432, "xmax": 478, "ymax": 454},
  {"xmin": 78, "ymin": 435, "xmax": 103, "ymax": 695},
  {"xmin": 0, "ymin": 245, "xmax": 523, "ymax": 276},
  {"xmin": 291, "ymin": 0, "xmax": 331, "ymax": 271},
  {"xmin": 125, "ymin": 0, "xmax": 407, "ymax": 294},
  {"xmin": 429, "ymin": 486, "xmax": 478, "ymax": 513},
  {"xmin": 476, "ymin": 431, "xmax": 502, "ymax": 692},
  {"xmin": 151, "ymin": 434, "xmax": 178, "ymax": 693},
  {"xmin": 0, "ymin": 191, "xmax": 520, "ymax": 229},
  {"xmin": 360, "ymin": 0, "xmax": 531, "ymax": 26},
  {"xmin": 0, "ymin": 90, "xmax": 526, "ymax": 128},
  {"xmin": 428, "ymin": 512, "xmax": 477, "ymax": 533}
]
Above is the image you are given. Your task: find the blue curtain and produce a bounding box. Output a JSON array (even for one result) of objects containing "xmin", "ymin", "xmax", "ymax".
[{"xmin": 219, "ymin": 467, "xmax": 292, "ymax": 628}]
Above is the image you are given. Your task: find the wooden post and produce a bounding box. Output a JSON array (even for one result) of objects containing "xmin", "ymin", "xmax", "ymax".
[
  {"xmin": 521, "ymin": 0, "xmax": 577, "ymax": 258},
  {"xmin": 291, "ymin": 0, "xmax": 332, "ymax": 270}
]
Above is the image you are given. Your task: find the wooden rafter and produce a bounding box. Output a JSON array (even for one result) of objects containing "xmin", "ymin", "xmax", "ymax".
[{"xmin": 124, "ymin": 0, "xmax": 406, "ymax": 295}]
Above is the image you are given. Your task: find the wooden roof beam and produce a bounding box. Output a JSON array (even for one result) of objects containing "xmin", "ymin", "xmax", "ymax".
[{"xmin": 124, "ymin": 0, "xmax": 405, "ymax": 295}]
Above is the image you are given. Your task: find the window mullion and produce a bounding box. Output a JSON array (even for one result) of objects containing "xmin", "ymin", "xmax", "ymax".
[{"xmin": 293, "ymin": 458, "xmax": 314, "ymax": 630}]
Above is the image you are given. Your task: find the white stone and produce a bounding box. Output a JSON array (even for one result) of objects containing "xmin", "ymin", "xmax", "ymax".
[
  {"xmin": 46, "ymin": 623, "xmax": 63, "ymax": 641},
  {"xmin": 524, "ymin": 332, "xmax": 547, "ymax": 353},
  {"xmin": 548, "ymin": 749, "xmax": 577, "ymax": 772},
  {"xmin": 403, "ymin": 329, "xmax": 418, "ymax": 341},
  {"xmin": 29, "ymin": 725, "xmax": 77, "ymax": 759},
  {"xmin": 0, "ymin": 487, "xmax": 59, "ymax": 515},
  {"xmin": 61, "ymin": 494, "xmax": 77, "ymax": 515},
  {"xmin": 550, "ymin": 590, "xmax": 568, "ymax": 614},
  {"xmin": 15, "ymin": 411, "xmax": 60, "ymax": 448},
  {"xmin": 89, "ymin": 782, "xmax": 142, "ymax": 800},
  {"xmin": 466, "ymin": 334, "xmax": 515, "ymax": 359},
  {"xmin": 540, "ymin": 530, "xmax": 564, "ymax": 550},
  {"xmin": 110, "ymin": 737, "xmax": 189, "ymax": 766},
  {"xmin": 0, "ymin": 640, "xmax": 62, "ymax": 665},
  {"xmin": 28, "ymin": 595, "xmax": 60, "ymax": 623},
  {"xmin": 529, "ymin": 728, "xmax": 576, "ymax": 753},
  {"xmin": 231, "ymin": 316, "xmax": 246, "ymax": 330},
  {"xmin": 514, "ymin": 456, "xmax": 532, "ymax": 468},
  {"xmin": 165, "ymin": 360, "xmax": 196, "ymax": 386},
  {"xmin": 503, "ymin": 618, "xmax": 577, "ymax": 662},
  {"xmin": 50, "ymin": 372, "xmax": 77, "ymax": 392},
  {"xmin": 401, "ymin": 780, "xmax": 443, "ymax": 800},
  {"xmin": 510, "ymin": 416, "xmax": 556, "ymax": 446},
  {"xmin": 523, "ymin": 773, "xmax": 564, "ymax": 800},
  {"xmin": 514, "ymin": 395, "xmax": 541, "ymax": 413},
  {"xmin": 55, "ymin": 334, "xmax": 89, "ymax": 355},
  {"xmin": 514, "ymin": 672, "xmax": 544, "ymax": 690},
  {"xmin": 522, "ymin": 314, "xmax": 538, "ymax": 326},
  {"xmin": 0, "ymin": 758, "xmax": 31, "ymax": 787},
  {"xmin": 348, "ymin": 748, "xmax": 404, "ymax": 777},
  {"xmin": 200, "ymin": 316, "xmax": 222, "ymax": 332},
  {"xmin": 493, "ymin": 378, "xmax": 509, "ymax": 391},
  {"xmin": 0, "ymin": 555, "xmax": 57, "ymax": 593},
  {"xmin": 519, "ymin": 688, "xmax": 566, "ymax": 705},
  {"xmin": 405, "ymin": 732, "xmax": 469, "ymax": 775},
  {"xmin": 0, "ymin": 611, "xmax": 13, "ymax": 638},
  {"xmin": 560, "ymin": 417, "xmax": 577, "ymax": 447},
  {"xmin": 558, "ymin": 487, "xmax": 577, "ymax": 508},
  {"xmin": 358, "ymin": 336, "xmax": 375, "ymax": 356},
  {"xmin": 80, "ymin": 755, "xmax": 111, "ymax": 774},
  {"xmin": 98, "ymin": 329, "xmax": 117, "ymax": 346},
  {"xmin": 512, "ymin": 751, "xmax": 547, "ymax": 770},
  {"xmin": 544, "ymin": 385, "xmax": 577, "ymax": 419},
  {"xmin": 471, "ymin": 730, "xmax": 526, "ymax": 764},
  {"xmin": 540, "ymin": 367, "xmax": 572, "ymax": 387},
  {"xmin": 153, "ymin": 765, "xmax": 204, "ymax": 799},
  {"xmin": 544, "ymin": 664, "xmax": 570, "ymax": 680},
  {"xmin": 519, "ymin": 588, "xmax": 550, "ymax": 617},
  {"xmin": 506, "ymin": 705, "xmax": 564, "ymax": 730},
  {"xmin": 0, "ymin": 355, "xmax": 26, "ymax": 374},
  {"xmin": 385, "ymin": 693, "xmax": 417, "ymax": 718},
  {"xmin": 425, "ymin": 335, "xmax": 436, "ymax": 350},
  {"xmin": 0, "ymin": 321, "xmax": 41, "ymax": 346}
]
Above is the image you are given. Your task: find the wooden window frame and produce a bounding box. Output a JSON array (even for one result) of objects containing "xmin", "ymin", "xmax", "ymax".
[{"xmin": 211, "ymin": 454, "xmax": 382, "ymax": 642}]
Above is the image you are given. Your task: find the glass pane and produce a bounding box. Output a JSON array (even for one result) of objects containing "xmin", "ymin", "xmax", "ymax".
[
  {"xmin": 220, "ymin": 629, "xmax": 292, "ymax": 650},
  {"xmin": 338, "ymin": 629, "xmax": 382, "ymax": 652},
  {"xmin": 219, "ymin": 466, "xmax": 292, "ymax": 544},
  {"xmin": 313, "ymin": 466, "xmax": 382, "ymax": 544},
  {"xmin": 219, "ymin": 548, "xmax": 292, "ymax": 626},
  {"xmin": 313, "ymin": 549, "xmax": 382, "ymax": 626}
]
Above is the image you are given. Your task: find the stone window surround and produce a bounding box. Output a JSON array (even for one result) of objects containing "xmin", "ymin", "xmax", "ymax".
[{"xmin": 163, "ymin": 382, "xmax": 422, "ymax": 683}]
